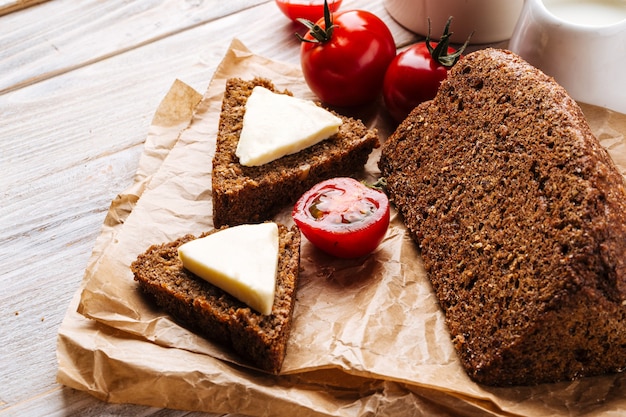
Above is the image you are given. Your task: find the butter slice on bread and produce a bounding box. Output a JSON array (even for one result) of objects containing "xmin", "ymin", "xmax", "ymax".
[
  {"xmin": 131, "ymin": 223, "xmax": 300, "ymax": 374},
  {"xmin": 211, "ymin": 77, "xmax": 379, "ymax": 228}
]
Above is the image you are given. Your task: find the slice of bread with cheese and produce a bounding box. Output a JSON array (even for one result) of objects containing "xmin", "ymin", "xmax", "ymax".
[
  {"xmin": 211, "ymin": 77, "xmax": 380, "ymax": 228},
  {"xmin": 131, "ymin": 222, "xmax": 301, "ymax": 374}
]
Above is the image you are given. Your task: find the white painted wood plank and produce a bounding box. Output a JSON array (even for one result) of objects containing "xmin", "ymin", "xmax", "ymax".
[
  {"xmin": 0, "ymin": 0, "xmax": 271, "ymax": 94},
  {"xmin": 0, "ymin": 0, "xmax": 417, "ymax": 415},
  {"xmin": 0, "ymin": 0, "xmax": 48, "ymax": 16}
]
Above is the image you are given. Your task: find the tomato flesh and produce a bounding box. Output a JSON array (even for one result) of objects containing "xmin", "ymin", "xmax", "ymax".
[
  {"xmin": 275, "ymin": 0, "xmax": 342, "ymax": 22},
  {"xmin": 292, "ymin": 177, "xmax": 390, "ymax": 258},
  {"xmin": 300, "ymin": 10, "xmax": 396, "ymax": 107}
]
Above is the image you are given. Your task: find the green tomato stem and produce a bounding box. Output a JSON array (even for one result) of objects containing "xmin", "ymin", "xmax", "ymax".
[
  {"xmin": 426, "ymin": 16, "xmax": 474, "ymax": 67},
  {"xmin": 295, "ymin": 0, "xmax": 336, "ymax": 43}
]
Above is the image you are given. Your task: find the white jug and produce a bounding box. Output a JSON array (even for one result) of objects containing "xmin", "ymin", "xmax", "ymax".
[{"xmin": 509, "ymin": 0, "xmax": 626, "ymax": 113}]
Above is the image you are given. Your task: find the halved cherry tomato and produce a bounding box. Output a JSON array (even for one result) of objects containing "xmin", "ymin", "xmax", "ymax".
[
  {"xmin": 292, "ymin": 177, "xmax": 390, "ymax": 258},
  {"xmin": 298, "ymin": 2, "xmax": 396, "ymax": 107},
  {"xmin": 275, "ymin": 0, "xmax": 342, "ymax": 22},
  {"xmin": 383, "ymin": 17, "xmax": 472, "ymax": 123}
]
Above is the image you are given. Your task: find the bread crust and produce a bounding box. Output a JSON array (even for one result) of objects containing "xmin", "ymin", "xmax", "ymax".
[
  {"xmin": 211, "ymin": 77, "xmax": 379, "ymax": 228},
  {"xmin": 379, "ymin": 48, "xmax": 626, "ymax": 386},
  {"xmin": 131, "ymin": 224, "xmax": 301, "ymax": 374}
]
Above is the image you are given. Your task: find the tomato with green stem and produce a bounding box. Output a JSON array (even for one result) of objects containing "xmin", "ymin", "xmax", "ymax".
[
  {"xmin": 383, "ymin": 17, "xmax": 472, "ymax": 123},
  {"xmin": 292, "ymin": 177, "xmax": 390, "ymax": 258},
  {"xmin": 298, "ymin": 0, "xmax": 396, "ymax": 107}
]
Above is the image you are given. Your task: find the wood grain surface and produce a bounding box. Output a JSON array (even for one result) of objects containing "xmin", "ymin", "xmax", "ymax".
[{"xmin": 0, "ymin": 1, "xmax": 419, "ymax": 415}]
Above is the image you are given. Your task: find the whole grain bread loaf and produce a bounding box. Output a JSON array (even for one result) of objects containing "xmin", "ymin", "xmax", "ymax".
[
  {"xmin": 379, "ymin": 48, "xmax": 626, "ymax": 386},
  {"xmin": 131, "ymin": 223, "xmax": 301, "ymax": 374},
  {"xmin": 212, "ymin": 77, "xmax": 379, "ymax": 228}
]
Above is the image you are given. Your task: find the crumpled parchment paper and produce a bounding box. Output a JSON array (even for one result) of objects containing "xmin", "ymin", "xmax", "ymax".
[{"xmin": 56, "ymin": 39, "xmax": 626, "ymax": 416}]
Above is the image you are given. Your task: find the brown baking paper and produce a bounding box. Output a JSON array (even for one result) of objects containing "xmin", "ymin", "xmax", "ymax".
[{"xmin": 57, "ymin": 39, "xmax": 626, "ymax": 416}]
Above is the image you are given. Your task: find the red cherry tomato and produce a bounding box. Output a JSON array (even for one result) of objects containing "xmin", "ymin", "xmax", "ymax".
[
  {"xmin": 298, "ymin": 5, "xmax": 396, "ymax": 107},
  {"xmin": 383, "ymin": 17, "xmax": 471, "ymax": 123},
  {"xmin": 383, "ymin": 43, "xmax": 456, "ymax": 123},
  {"xmin": 275, "ymin": 0, "xmax": 342, "ymax": 22},
  {"xmin": 292, "ymin": 177, "xmax": 390, "ymax": 258}
]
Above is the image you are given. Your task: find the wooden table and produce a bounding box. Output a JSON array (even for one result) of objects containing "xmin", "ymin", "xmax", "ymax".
[{"xmin": 1, "ymin": 1, "xmax": 426, "ymax": 415}]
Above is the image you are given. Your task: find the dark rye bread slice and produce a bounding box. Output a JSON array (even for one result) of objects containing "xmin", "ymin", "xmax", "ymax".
[
  {"xmin": 131, "ymin": 223, "xmax": 301, "ymax": 374},
  {"xmin": 212, "ymin": 77, "xmax": 379, "ymax": 228},
  {"xmin": 379, "ymin": 48, "xmax": 626, "ymax": 386}
]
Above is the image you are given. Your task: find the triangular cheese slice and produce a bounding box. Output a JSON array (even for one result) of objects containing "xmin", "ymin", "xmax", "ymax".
[
  {"xmin": 235, "ymin": 86, "xmax": 343, "ymax": 166},
  {"xmin": 177, "ymin": 222, "xmax": 279, "ymax": 315}
]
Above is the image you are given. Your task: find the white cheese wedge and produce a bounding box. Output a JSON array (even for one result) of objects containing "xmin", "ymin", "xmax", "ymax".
[
  {"xmin": 177, "ymin": 222, "xmax": 279, "ymax": 315},
  {"xmin": 235, "ymin": 86, "xmax": 343, "ymax": 166}
]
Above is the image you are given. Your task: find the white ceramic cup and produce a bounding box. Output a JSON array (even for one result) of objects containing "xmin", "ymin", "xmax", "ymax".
[
  {"xmin": 383, "ymin": 0, "xmax": 525, "ymax": 44},
  {"xmin": 509, "ymin": 0, "xmax": 626, "ymax": 113}
]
